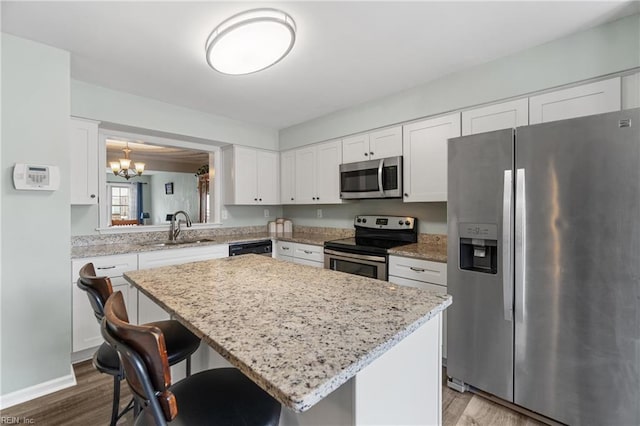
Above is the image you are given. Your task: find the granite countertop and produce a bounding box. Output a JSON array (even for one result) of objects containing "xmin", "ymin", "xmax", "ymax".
[
  {"xmin": 388, "ymin": 243, "xmax": 448, "ymax": 263},
  {"xmin": 124, "ymin": 255, "xmax": 451, "ymax": 413},
  {"xmin": 71, "ymin": 232, "xmax": 337, "ymax": 259}
]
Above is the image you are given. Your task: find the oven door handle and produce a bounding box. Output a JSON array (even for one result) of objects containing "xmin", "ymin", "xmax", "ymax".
[
  {"xmin": 377, "ymin": 158, "xmax": 385, "ymax": 197},
  {"xmin": 324, "ymin": 249, "xmax": 386, "ymax": 263}
]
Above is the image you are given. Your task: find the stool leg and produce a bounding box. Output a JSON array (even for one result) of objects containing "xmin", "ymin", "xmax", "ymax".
[
  {"xmin": 110, "ymin": 374, "xmax": 121, "ymax": 426},
  {"xmin": 186, "ymin": 355, "xmax": 192, "ymax": 377}
]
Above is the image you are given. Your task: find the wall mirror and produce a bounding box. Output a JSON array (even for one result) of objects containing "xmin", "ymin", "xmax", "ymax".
[{"xmin": 98, "ymin": 128, "xmax": 222, "ymax": 230}]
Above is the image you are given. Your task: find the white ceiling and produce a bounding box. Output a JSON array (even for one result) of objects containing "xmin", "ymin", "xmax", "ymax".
[{"xmin": 2, "ymin": 1, "xmax": 637, "ymax": 129}]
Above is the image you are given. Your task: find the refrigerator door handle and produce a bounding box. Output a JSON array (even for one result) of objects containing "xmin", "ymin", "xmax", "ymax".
[
  {"xmin": 515, "ymin": 168, "xmax": 526, "ymax": 325},
  {"xmin": 502, "ymin": 170, "xmax": 513, "ymax": 321}
]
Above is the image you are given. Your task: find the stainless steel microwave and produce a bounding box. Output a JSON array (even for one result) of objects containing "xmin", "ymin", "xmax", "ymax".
[{"xmin": 339, "ymin": 156, "xmax": 402, "ymax": 199}]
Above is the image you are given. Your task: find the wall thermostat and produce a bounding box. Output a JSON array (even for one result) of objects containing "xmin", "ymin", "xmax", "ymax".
[{"xmin": 13, "ymin": 163, "xmax": 61, "ymax": 191}]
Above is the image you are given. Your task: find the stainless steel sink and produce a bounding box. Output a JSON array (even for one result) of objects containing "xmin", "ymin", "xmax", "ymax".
[{"xmin": 143, "ymin": 238, "xmax": 216, "ymax": 247}]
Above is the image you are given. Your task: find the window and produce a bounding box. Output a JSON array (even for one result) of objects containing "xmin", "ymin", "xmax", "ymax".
[{"xmin": 108, "ymin": 184, "xmax": 137, "ymax": 224}]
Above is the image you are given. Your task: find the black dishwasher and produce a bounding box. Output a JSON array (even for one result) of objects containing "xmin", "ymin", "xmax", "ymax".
[{"xmin": 228, "ymin": 240, "xmax": 273, "ymax": 257}]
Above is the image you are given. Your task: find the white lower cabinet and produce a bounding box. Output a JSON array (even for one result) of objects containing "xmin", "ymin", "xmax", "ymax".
[
  {"xmin": 388, "ymin": 256, "xmax": 448, "ymax": 359},
  {"xmin": 275, "ymin": 241, "xmax": 323, "ymax": 268},
  {"xmin": 71, "ymin": 254, "xmax": 138, "ymax": 357}
]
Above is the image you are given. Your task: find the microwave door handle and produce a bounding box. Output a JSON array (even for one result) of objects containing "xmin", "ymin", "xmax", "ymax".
[{"xmin": 377, "ymin": 158, "xmax": 384, "ymax": 197}]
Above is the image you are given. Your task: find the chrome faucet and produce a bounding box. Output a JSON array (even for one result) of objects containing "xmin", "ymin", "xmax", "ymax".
[{"xmin": 169, "ymin": 210, "xmax": 192, "ymax": 241}]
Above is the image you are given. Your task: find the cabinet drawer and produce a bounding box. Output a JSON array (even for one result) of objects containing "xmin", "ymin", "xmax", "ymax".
[
  {"xmin": 72, "ymin": 253, "xmax": 138, "ymax": 281},
  {"xmin": 293, "ymin": 257, "xmax": 323, "ymax": 268},
  {"xmin": 388, "ymin": 256, "xmax": 446, "ymax": 286},
  {"xmin": 293, "ymin": 243, "xmax": 323, "ymax": 263},
  {"xmin": 276, "ymin": 240, "xmax": 295, "ymax": 257}
]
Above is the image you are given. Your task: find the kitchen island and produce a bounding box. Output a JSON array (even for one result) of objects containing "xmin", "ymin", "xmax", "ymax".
[{"xmin": 124, "ymin": 254, "xmax": 451, "ymax": 425}]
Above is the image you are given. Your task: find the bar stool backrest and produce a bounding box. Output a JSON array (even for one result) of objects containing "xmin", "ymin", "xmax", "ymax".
[
  {"xmin": 102, "ymin": 291, "xmax": 177, "ymax": 424},
  {"xmin": 77, "ymin": 263, "xmax": 114, "ymax": 322}
]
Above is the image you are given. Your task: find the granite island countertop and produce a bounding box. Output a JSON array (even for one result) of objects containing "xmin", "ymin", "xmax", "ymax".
[{"xmin": 124, "ymin": 255, "xmax": 451, "ymax": 413}]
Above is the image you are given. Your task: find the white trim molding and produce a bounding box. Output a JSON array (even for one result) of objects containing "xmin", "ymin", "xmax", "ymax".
[{"xmin": 0, "ymin": 366, "xmax": 76, "ymax": 410}]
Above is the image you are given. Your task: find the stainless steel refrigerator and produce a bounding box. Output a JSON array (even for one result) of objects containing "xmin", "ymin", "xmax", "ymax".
[{"xmin": 447, "ymin": 108, "xmax": 640, "ymax": 425}]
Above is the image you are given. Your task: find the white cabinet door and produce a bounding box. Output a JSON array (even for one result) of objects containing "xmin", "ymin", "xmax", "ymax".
[
  {"xmin": 529, "ymin": 77, "xmax": 621, "ymax": 124},
  {"xmin": 234, "ymin": 146, "xmax": 258, "ymax": 204},
  {"xmin": 462, "ymin": 99, "xmax": 528, "ymax": 136},
  {"xmin": 257, "ymin": 150, "xmax": 279, "ymax": 204},
  {"xmin": 315, "ymin": 139, "xmax": 342, "ymax": 204},
  {"xmin": 342, "ymin": 133, "xmax": 370, "ymax": 163},
  {"xmin": 70, "ymin": 118, "xmax": 99, "ymax": 205},
  {"xmin": 223, "ymin": 146, "xmax": 279, "ymax": 205},
  {"xmin": 292, "ymin": 258, "xmax": 324, "ymax": 268},
  {"xmin": 280, "ymin": 150, "xmax": 296, "ymax": 204},
  {"xmin": 369, "ymin": 126, "xmax": 402, "ymax": 159},
  {"xmin": 295, "ymin": 147, "xmax": 316, "ymax": 204},
  {"xmin": 403, "ymin": 113, "xmax": 460, "ymax": 202}
]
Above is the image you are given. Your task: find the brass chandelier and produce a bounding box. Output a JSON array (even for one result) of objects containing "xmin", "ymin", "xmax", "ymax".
[{"xmin": 110, "ymin": 142, "xmax": 145, "ymax": 180}]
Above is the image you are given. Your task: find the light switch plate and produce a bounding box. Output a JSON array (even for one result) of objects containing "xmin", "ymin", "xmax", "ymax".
[
  {"xmin": 317, "ymin": 209, "xmax": 323, "ymax": 218},
  {"xmin": 264, "ymin": 209, "xmax": 270, "ymax": 218}
]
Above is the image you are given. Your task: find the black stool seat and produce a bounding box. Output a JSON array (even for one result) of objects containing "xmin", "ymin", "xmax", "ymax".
[
  {"xmin": 134, "ymin": 368, "xmax": 281, "ymax": 426},
  {"xmin": 94, "ymin": 321, "xmax": 200, "ymax": 374},
  {"xmin": 94, "ymin": 342, "xmax": 121, "ymax": 374},
  {"xmin": 149, "ymin": 320, "xmax": 200, "ymax": 366}
]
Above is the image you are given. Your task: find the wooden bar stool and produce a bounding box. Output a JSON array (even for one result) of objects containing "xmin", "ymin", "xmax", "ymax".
[
  {"xmin": 102, "ymin": 291, "xmax": 282, "ymax": 426},
  {"xmin": 77, "ymin": 263, "xmax": 201, "ymax": 426}
]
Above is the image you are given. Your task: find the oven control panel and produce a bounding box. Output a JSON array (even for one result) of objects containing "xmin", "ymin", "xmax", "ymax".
[{"xmin": 354, "ymin": 215, "xmax": 416, "ymax": 230}]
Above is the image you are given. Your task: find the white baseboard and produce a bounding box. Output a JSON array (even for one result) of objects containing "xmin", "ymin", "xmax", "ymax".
[{"xmin": 0, "ymin": 366, "xmax": 77, "ymax": 410}]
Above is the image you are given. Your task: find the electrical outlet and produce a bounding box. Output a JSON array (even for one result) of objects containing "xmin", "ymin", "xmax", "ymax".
[
  {"xmin": 222, "ymin": 209, "xmax": 228, "ymax": 220},
  {"xmin": 264, "ymin": 209, "xmax": 270, "ymax": 218},
  {"xmin": 317, "ymin": 209, "xmax": 323, "ymax": 218}
]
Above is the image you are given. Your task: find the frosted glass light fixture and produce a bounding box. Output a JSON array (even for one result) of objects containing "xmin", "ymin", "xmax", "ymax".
[
  {"xmin": 110, "ymin": 143, "xmax": 145, "ymax": 180},
  {"xmin": 205, "ymin": 8, "xmax": 296, "ymax": 75}
]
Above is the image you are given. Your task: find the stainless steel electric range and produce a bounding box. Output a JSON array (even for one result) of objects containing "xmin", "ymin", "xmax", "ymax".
[{"xmin": 324, "ymin": 215, "xmax": 417, "ymax": 280}]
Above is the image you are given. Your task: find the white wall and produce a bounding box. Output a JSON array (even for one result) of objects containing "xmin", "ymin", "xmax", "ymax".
[
  {"xmin": 71, "ymin": 80, "xmax": 279, "ymax": 150},
  {"xmin": 280, "ymin": 13, "xmax": 640, "ymax": 149},
  {"xmin": 1, "ymin": 34, "xmax": 72, "ymax": 396},
  {"xmin": 149, "ymin": 172, "xmax": 199, "ymax": 225}
]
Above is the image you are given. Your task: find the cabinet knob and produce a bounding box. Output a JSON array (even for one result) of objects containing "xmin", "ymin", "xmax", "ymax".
[
  {"xmin": 364, "ymin": 152, "xmax": 368, "ymax": 156},
  {"xmin": 259, "ymin": 198, "xmax": 262, "ymax": 201},
  {"xmin": 254, "ymin": 198, "xmax": 258, "ymax": 201},
  {"xmin": 90, "ymin": 194, "xmax": 96, "ymax": 199},
  {"xmin": 317, "ymin": 197, "xmax": 319, "ymax": 200},
  {"xmin": 291, "ymin": 197, "xmax": 294, "ymax": 201},
  {"xmin": 404, "ymin": 193, "xmax": 409, "ymax": 197},
  {"xmin": 312, "ymin": 197, "xmax": 316, "ymax": 200},
  {"xmin": 370, "ymin": 152, "xmax": 374, "ymax": 156}
]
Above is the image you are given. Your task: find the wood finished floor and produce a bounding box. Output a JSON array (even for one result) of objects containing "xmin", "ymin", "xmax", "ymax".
[{"xmin": 2, "ymin": 360, "xmax": 544, "ymax": 426}]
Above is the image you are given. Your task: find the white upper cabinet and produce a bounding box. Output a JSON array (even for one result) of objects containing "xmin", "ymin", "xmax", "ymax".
[
  {"xmin": 342, "ymin": 133, "xmax": 370, "ymax": 163},
  {"xmin": 314, "ymin": 139, "xmax": 342, "ymax": 204},
  {"xmin": 70, "ymin": 117, "xmax": 100, "ymax": 205},
  {"xmin": 529, "ymin": 77, "xmax": 621, "ymax": 124},
  {"xmin": 403, "ymin": 113, "xmax": 460, "ymax": 202},
  {"xmin": 295, "ymin": 140, "xmax": 342, "ymax": 204},
  {"xmin": 223, "ymin": 145, "xmax": 279, "ymax": 205},
  {"xmin": 342, "ymin": 126, "xmax": 402, "ymax": 163},
  {"xmin": 280, "ymin": 150, "xmax": 296, "ymax": 204},
  {"xmin": 294, "ymin": 146, "xmax": 316, "ymax": 204},
  {"xmin": 462, "ymin": 99, "xmax": 528, "ymax": 136}
]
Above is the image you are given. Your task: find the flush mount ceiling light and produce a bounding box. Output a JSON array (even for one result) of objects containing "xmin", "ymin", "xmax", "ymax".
[{"xmin": 205, "ymin": 8, "xmax": 296, "ymax": 75}]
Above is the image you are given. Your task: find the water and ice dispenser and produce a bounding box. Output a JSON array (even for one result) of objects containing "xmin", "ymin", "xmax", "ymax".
[{"xmin": 459, "ymin": 223, "xmax": 498, "ymax": 274}]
